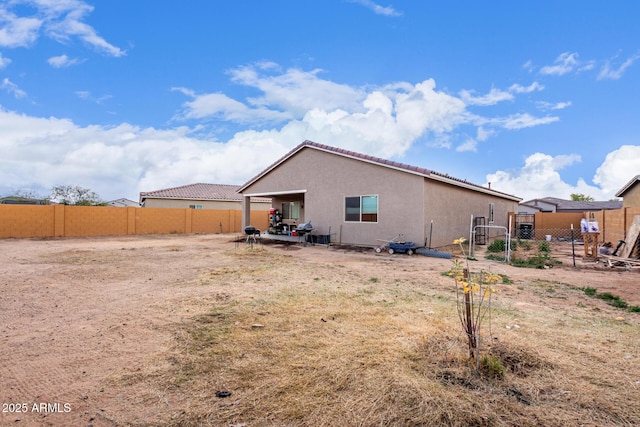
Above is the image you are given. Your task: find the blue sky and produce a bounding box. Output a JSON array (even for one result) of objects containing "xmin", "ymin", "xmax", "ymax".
[{"xmin": 1, "ymin": 0, "xmax": 639, "ymax": 202}]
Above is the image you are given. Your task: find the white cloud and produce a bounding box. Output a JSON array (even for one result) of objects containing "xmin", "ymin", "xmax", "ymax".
[
  {"xmin": 0, "ymin": 109, "xmax": 291, "ymax": 200},
  {"xmin": 0, "ymin": 52, "xmax": 10, "ymax": 68},
  {"xmin": 459, "ymin": 82, "xmax": 543, "ymax": 106},
  {"xmin": 228, "ymin": 65, "xmax": 365, "ymax": 117},
  {"xmin": 476, "ymin": 126, "xmax": 495, "ymax": 142},
  {"xmin": 522, "ymin": 60, "xmax": 535, "ymax": 73},
  {"xmin": 175, "ymin": 91, "xmax": 293, "ymax": 124},
  {"xmin": 456, "ymin": 138, "xmax": 477, "ymax": 152},
  {"xmin": 47, "ymin": 54, "xmax": 82, "ymax": 68},
  {"xmin": 486, "ymin": 152, "xmax": 593, "ymax": 200},
  {"xmin": 1, "ymin": 78, "xmax": 27, "ymax": 98},
  {"xmin": 593, "ymin": 145, "xmax": 640, "ymax": 195},
  {"xmin": 174, "ymin": 68, "xmax": 478, "ymax": 158},
  {"xmin": 598, "ymin": 52, "xmax": 640, "ymax": 80},
  {"xmin": 487, "ymin": 147, "xmax": 640, "ymax": 201},
  {"xmin": 0, "ymin": 1, "xmax": 124, "ymax": 57},
  {"xmin": 539, "ymin": 52, "xmax": 580, "ymax": 76},
  {"xmin": 348, "ymin": 0, "xmax": 402, "ymax": 17},
  {"xmin": 459, "ymin": 88, "xmax": 513, "ymax": 106},
  {"xmin": 0, "ymin": 63, "xmax": 568, "ymax": 200},
  {"xmin": 74, "ymin": 90, "xmax": 112, "ymax": 104},
  {"xmin": 553, "ymin": 102, "xmax": 572, "ymax": 110},
  {"xmin": 509, "ymin": 82, "xmax": 544, "ymax": 93},
  {"xmin": 494, "ymin": 113, "xmax": 559, "ymax": 130},
  {"xmin": 0, "ymin": 7, "xmax": 42, "ymax": 47},
  {"xmin": 536, "ymin": 100, "xmax": 572, "ymax": 111}
]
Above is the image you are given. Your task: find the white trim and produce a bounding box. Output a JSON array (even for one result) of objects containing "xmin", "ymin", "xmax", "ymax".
[{"xmin": 243, "ymin": 189, "xmax": 307, "ymax": 197}]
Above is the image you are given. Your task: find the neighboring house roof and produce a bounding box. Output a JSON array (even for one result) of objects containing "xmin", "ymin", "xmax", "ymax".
[
  {"xmin": 0, "ymin": 196, "xmax": 48, "ymax": 205},
  {"xmin": 107, "ymin": 198, "xmax": 140, "ymax": 207},
  {"xmin": 140, "ymin": 183, "xmax": 270, "ymax": 203},
  {"xmin": 615, "ymin": 175, "xmax": 640, "ymax": 198},
  {"xmin": 239, "ymin": 140, "xmax": 521, "ymax": 202},
  {"xmin": 520, "ymin": 197, "xmax": 622, "ymax": 212}
]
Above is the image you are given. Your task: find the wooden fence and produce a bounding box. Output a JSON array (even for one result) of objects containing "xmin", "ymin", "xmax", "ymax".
[{"xmin": 0, "ymin": 205, "xmax": 269, "ymax": 239}]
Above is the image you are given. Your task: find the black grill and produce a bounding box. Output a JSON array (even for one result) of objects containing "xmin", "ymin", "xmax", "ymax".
[
  {"xmin": 244, "ymin": 226, "xmax": 260, "ymax": 236},
  {"xmin": 295, "ymin": 221, "xmax": 313, "ymax": 236}
]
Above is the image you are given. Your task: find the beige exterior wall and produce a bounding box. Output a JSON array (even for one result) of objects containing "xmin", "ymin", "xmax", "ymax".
[
  {"xmin": 243, "ymin": 148, "xmax": 425, "ymax": 246},
  {"xmin": 622, "ymin": 184, "xmax": 640, "ymax": 208},
  {"xmin": 424, "ymin": 180, "xmax": 519, "ymax": 248}
]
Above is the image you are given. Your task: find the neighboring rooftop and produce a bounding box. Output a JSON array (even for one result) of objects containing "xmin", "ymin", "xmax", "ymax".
[
  {"xmin": 140, "ymin": 183, "xmax": 270, "ymax": 203},
  {"xmin": 615, "ymin": 175, "xmax": 640, "ymax": 198},
  {"xmin": 106, "ymin": 198, "xmax": 140, "ymax": 207},
  {"xmin": 0, "ymin": 196, "xmax": 48, "ymax": 205},
  {"xmin": 520, "ymin": 197, "xmax": 622, "ymax": 212}
]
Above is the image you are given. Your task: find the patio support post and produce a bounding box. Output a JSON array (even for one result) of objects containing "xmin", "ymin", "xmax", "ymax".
[{"xmin": 241, "ymin": 195, "xmax": 251, "ymax": 231}]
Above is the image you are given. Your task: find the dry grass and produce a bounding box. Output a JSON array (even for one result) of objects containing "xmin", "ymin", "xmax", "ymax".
[{"xmin": 109, "ymin": 245, "xmax": 640, "ymax": 427}]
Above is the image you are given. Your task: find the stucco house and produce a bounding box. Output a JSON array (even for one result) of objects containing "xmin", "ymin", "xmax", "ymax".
[
  {"xmin": 107, "ymin": 198, "xmax": 140, "ymax": 207},
  {"xmin": 615, "ymin": 175, "xmax": 640, "ymax": 208},
  {"xmin": 140, "ymin": 183, "xmax": 271, "ymax": 211},
  {"xmin": 238, "ymin": 141, "xmax": 521, "ymax": 248}
]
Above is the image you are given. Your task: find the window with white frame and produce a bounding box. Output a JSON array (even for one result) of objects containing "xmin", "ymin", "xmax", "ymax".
[
  {"xmin": 345, "ymin": 195, "xmax": 378, "ymax": 222},
  {"xmin": 189, "ymin": 204, "xmax": 203, "ymax": 209}
]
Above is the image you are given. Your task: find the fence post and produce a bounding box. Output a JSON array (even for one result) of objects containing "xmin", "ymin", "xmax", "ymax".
[
  {"xmin": 127, "ymin": 207, "xmax": 136, "ymax": 235},
  {"xmin": 53, "ymin": 205, "xmax": 65, "ymax": 237},
  {"xmin": 185, "ymin": 208, "xmax": 192, "ymax": 234}
]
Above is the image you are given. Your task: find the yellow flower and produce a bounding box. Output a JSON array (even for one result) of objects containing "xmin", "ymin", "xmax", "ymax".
[{"xmin": 453, "ymin": 237, "xmax": 467, "ymax": 245}]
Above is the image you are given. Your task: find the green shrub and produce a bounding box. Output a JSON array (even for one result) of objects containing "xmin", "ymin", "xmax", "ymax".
[
  {"xmin": 584, "ymin": 289, "xmax": 632, "ymax": 310},
  {"xmin": 487, "ymin": 239, "xmax": 506, "ymax": 253},
  {"xmin": 538, "ymin": 241, "xmax": 551, "ymax": 253},
  {"xmin": 486, "ymin": 254, "xmax": 506, "ymax": 262},
  {"xmin": 480, "ymin": 354, "xmax": 506, "ymax": 379},
  {"xmin": 511, "ymin": 255, "xmax": 561, "ymax": 269},
  {"xmin": 499, "ymin": 274, "xmax": 513, "ymax": 284},
  {"xmin": 518, "ymin": 239, "xmax": 532, "ymax": 250}
]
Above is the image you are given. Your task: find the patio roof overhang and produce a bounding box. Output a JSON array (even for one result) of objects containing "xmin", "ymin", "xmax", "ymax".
[{"xmin": 241, "ymin": 189, "xmax": 307, "ymax": 198}]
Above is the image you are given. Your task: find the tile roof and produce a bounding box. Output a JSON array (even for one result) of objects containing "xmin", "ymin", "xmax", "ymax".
[
  {"xmin": 520, "ymin": 197, "xmax": 622, "ymax": 211},
  {"xmin": 239, "ymin": 140, "xmax": 521, "ymax": 201},
  {"xmin": 140, "ymin": 183, "xmax": 270, "ymax": 202}
]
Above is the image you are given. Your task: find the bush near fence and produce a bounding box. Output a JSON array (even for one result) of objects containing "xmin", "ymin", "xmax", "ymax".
[{"xmin": 0, "ymin": 205, "xmax": 269, "ymax": 239}]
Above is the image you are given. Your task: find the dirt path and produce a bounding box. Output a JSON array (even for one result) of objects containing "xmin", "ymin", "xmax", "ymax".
[{"xmin": 0, "ymin": 234, "xmax": 637, "ymax": 426}]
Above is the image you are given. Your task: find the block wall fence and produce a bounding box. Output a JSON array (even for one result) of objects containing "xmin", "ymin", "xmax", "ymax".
[
  {"xmin": 508, "ymin": 208, "xmax": 640, "ymax": 243},
  {"xmin": 0, "ymin": 205, "xmax": 269, "ymax": 239},
  {"xmin": 2, "ymin": 205, "xmax": 638, "ymax": 242}
]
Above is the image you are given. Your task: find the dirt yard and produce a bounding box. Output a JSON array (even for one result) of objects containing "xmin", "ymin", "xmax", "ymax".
[{"xmin": 0, "ymin": 234, "xmax": 638, "ymax": 426}]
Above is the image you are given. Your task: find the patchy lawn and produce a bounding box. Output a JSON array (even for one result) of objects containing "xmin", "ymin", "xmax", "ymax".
[{"xmin": 0, "ymin": 234, "xmax": 638, "ymax": 426}]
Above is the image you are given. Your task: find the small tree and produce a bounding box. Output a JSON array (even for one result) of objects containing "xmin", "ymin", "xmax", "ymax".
[
  {"xmin": 50, "ymin": 185, "xmax": 104, "ymax": 206},
  {"xmin": 449, "ymin": 238, "xmax": 499, "ymax": 371},
  {"xmin": 570, "ymin": 193, "xmax": 594, "ymax": 202}
]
